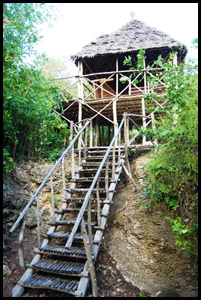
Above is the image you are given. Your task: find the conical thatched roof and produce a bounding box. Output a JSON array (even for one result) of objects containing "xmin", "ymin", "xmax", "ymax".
[{"xmin": 72, "ymin": 19, "xmax": 187, "ymax": 63}]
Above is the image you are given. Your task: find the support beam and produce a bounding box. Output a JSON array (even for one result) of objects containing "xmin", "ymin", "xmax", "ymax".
[
  {"xmin": 113, "ymin": 58, "xmax": 118, "ymax": 146},
  {"xmin": 90, "ymin": 120, "xmax": 93, "ymax": 147},
  {"xmin": 142, "ymin": 57, "xmax": 147, "ymax": 145},
  {"xmin": 78, "ymin": 59, "xmax": 84, "ymax": 162}
]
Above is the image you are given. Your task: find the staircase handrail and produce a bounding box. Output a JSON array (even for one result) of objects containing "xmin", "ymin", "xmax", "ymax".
[
  {"xmin": 9, "ymin": 119, "xmax": 90, "ymax": 234},
  {"xmin": 65, "ymin": 117, "xmax": 124, "ymax": 249}
]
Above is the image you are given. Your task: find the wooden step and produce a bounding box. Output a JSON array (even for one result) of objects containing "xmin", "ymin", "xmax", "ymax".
[
  {"xmin": 61, "ymin": 197, "xmax": 108, "ymax": 204},
  {"xmin": 45, "ymin": 231, "xmax": 83, "ymax": 241},
  {"xmin": 19, "ymin": 274, "xmax": 80, "ymax": 296},
  {"xmin": 66, "ymin": 188, "xmax": 105, "ymax": 194},
  {"xmin": 31, "ymin": 258, "xmax": 85, "ymax": 276},
  {"xmin": 77, "ymin": 168, "xmax": 119, "ymax": 173},
  {"xmin": 81, "ymin": 162, "xmax": 118, "ymax": 167},
  {"xmin": 48, "ymin": 220, "xmax": 97, "ymax": 227},
  {"xmin": 70, "ymin": 177, "xmax": 106, "ymax": 183},
  {"xmin": 55, "ymin": 208, "xmax": 99, "ymax": 215},
  {"xmin": 38, "ymin": 244, "xmax": 86, "ymax": 258}
]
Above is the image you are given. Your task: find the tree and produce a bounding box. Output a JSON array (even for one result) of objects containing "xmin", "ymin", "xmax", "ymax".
[{"xmin": 3, "ymin": 3, "xmax": 69, "ymax": 173}]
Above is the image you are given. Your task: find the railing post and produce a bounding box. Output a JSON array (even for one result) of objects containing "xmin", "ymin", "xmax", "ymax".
[
  {"xmin": 118, "ymin": 131, "xmax": 121, "ymax": 168},
  {"xmin": 36, "ymin": 194, "xmax": 41, "ymax": 249},
  {"xmin": 112, "ymin": 144, "xmax": 115, "ymax": 180},
  {"xmin": 50, "ymin": 175, "xmax": 55, "ymax": 221},
  {"xmin": 90, "ymin": 119, "xmax": 93, "ymax": 147},
  {"xmin": 123, "ymin": 112, "xmax": 129, "ymax": 185},
  {"xmin": 151, "ymin": 112, "xmax": 158, "ymax": 147},
  {"xmin": 84, "ymin": 122, "xmax": 88, "ymax": 160},
  {"xmin": 81, "ymin": 219, "xmax": 98, "ymax": 297},
  {"xmin": 78, "ymin": 59, "xmax": 84, "ymax": 165},
  {"xmin": 62, "ymin": 157, "xmax": 66, "ymax": 199},
  {"xmin": 18, "ymin": 219, "xmax": 26, "ymax": 270},
  {"xmin": 70, "ymin": 121, "xmax": 75, "ymax": 178},
  {"xmin": 96, "ymin": 175, "xmax": 101, "ymax": 226},
  {"xmin": 87, "ymin": 199, "xmax": 93, "ymax": 256},
  {"xmin": 105, "ymin": 161, "xmax": 109, "ymax": 201},
  {"xmin": 142, "ymin": 58, "xmax": 147, "ymax": 145}
]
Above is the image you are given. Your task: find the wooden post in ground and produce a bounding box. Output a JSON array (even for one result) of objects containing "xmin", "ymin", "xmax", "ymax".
[
  {"xmin": 96, "ymin": 176, "xmax": 101, "ymax": 226},
  {"xmin": 123, "ymin": 112, "xmax": 129, "ymax": 185},
  {"xmin": 81, "ymin": 219, "xmax": 98, "ymax": 297},
  {"xmin": 18, "ymin": 219, "xmax": 26, "ymax": 270},
  {"xmin": 151, "ymin": 112, "xmax": 158, "ymax": 146},
  {"xmin": 78, "ymin": 59, "xmax": 84, "ymax": 164},
  {"xmin": 113, "ymin": 58, "xmax": 118, "ymax": 147},
  {"xmin": 90, "ymin": 120, "xmax": 93, "ymax": 147},
  {"xmin": 84, "ymin": 123, "xmax": 88, "ymax": 159},
  {"xmin": 142, "ymin": 57, "xmax": 147, "ymax": 145},
  {"xmin": 70, "ymin": 121, "xmax": 75, "ymax": 178}
]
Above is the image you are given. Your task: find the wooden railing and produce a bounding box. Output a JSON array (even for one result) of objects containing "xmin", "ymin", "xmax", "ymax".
[{"xmin": 9, "ymin": 119, "xmax": 91, "ymax": 269}]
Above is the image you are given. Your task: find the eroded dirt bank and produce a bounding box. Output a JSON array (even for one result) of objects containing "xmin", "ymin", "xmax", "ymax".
[{"xmin": 103, "ymin": 154, "xmax": 198, "ymax": 297}]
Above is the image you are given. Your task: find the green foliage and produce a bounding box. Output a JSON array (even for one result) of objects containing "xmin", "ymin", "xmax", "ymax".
[
  {"xmin": 3, "ymin": 3, "xmax": 70, "ymax": 173},
  {"xmin": 123, "ymin": 46, "xmax": 198, "ymax": 258},
  {"xmin": 3, "ymin": 148, "xmax": 15, "ymax": 174}
]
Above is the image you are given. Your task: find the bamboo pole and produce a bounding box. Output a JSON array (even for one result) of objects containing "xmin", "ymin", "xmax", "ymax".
[
  {"xmin": 113, "ymin": 58, "xmax": 118, "ymax": 147},
  {"xmin": 122, "ymin": 164, "xmax": 138, "ymax": 191},
  {"xmin": 96, "ymin": 176, "xmax": 101, "ymax": 226},
  {"xmin": 123, "ymin": 112, "xmax": 129, "ymax": 185},
  {"xmin": 118, "ymin": 131, "xmax": 121, "ymax": 168},
  {"xmin": 151, "ymin": 112, "xmax": 158, "ymax": 146},
  {"xmin": 84, "ymin": 123, "xmax": 88, "ymax": 159},
  {"xmin": 50, "ymin": 175, "xmax": 55, "ymax": 221},
  {"xmin": 62, "ymin": 157, "xmax": 66, "ymax": 199},
  {"xmin": 78, "ymin": 59, "xmax": 84, "ymax": 162},
  {"xmin": 112, "ymin": 144, "xmax": 115, "ymax": 180},
  {"xmin": 142, "ymin": 58, "xmax": 147, "ymax": 145},
  {"xmin": 105, "ymin": 161, "xmax": 109, "ymax": 201},
  {"xmin": 81, "ymin": 219, "xmax": 98, "ymax": 297},
  {"xmin": 90, "ymin": 120, "xmax": 93, "ymax": 147},
  {"xmin": 87, "ymin": 199, "xmax": 93, "ymax": 256},
  {"xmin": 36, "ymin": 194, "xmax": 40, "ymax": 248},
  {"xmin": 70, "ymin": 121, "xmax": 75, "ymax": 178},
  {"xmin": 18, "ymin": 219, "xmax": 26, "ymax": 270}
]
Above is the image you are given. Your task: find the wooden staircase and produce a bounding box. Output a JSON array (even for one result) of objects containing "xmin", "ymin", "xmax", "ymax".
[{"xmin": 12, "ymin": 147, "xmax": 125, "ymax": 297}]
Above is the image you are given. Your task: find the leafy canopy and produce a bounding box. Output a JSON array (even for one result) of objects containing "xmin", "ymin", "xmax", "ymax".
[{"xmin": 3, "ymin": 3, "xmax": 69, "ymax": 173}]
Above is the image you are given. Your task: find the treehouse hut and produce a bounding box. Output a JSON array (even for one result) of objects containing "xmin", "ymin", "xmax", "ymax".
[{"xmin": 61, "ymin": 19, "xmax": 187, "ymax": 147}]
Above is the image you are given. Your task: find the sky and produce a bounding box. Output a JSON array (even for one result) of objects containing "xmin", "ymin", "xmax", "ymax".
[{"xmin": 35, "ymin": 3, "xmax": 198, "ymax": 75}]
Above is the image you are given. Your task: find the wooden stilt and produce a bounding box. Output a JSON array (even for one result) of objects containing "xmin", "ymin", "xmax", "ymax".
[
  {"xmin": 124, "ymin": 112, "xmax": 129, "ymax": 185},
  {"xmin": 18, "ymin": 219, "xmax": 26, "ymax": 270},
  {"xmin": 142, "ymin": 57, "xmax": 147, "ymax": 145},
  {"xmin": 90, "ymin": 120, "xmax": 93, "ymax": 147},
  {"xmin": 50, "ymin": 175, "xmax": 55, "ymax": 221},
  {"xmin": 81, "ymin": 219, "xmax": 98, "ymax": 297},
  {"xmin": 113, "ymin": 58, "xmax": 118, "ymax": 147},
  {"xmin": 78, "ymin": 59, "xmax": 84, "ymax": 163},
  {"xmin": 70, "ymin": 121, "xmax": 75, "ymax": 178},
  {"xmin": 96, "ymin": 176, "xmax": 101, "ymax": 226}
]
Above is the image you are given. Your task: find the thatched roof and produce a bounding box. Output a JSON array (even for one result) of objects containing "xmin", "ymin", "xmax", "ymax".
[{"xmin": 71, "ymin": 19, "xmax": 187, "ymax": 67}]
